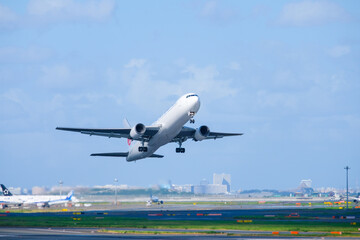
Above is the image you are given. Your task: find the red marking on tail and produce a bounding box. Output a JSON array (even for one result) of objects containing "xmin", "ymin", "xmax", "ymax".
[{"xmin": 127, "ymin": 139, "xmax": 132, "ymax": 146}]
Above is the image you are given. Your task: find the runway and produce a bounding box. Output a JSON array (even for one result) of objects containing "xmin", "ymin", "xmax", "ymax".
[
  {"xmin": 5, "ymin": 207, "xmax": 360, "ymax": 222},
  {"xmin": 0, "ymin": 227, "xmax": 358, "ymax": 240}
]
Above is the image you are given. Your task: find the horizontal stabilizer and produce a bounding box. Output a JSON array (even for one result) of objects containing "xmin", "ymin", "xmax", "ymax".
[
  {"xmin": 91, "ymin": 152, "xmax": 128, "ymax": 157},
  {"xmin": 90, "ymin": 152, "xmax": 164, "ymax": 158},
  {"xmin": 149, "ymin": 154, "xmax": 164, "ymax": 158}
]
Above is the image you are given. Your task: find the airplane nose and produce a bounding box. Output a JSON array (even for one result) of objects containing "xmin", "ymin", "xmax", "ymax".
[{"xmin": 192, "ymin": 96, "xmax": 200, "ymax": 111}]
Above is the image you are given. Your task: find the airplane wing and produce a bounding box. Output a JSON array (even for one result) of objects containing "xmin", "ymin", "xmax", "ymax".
[
  {"xmin": 56, "ymin": 127, "xmax": 160, "ymax": 141},
  {"xmin": 172, "ymin": 126, "xmax": 243, "ymax": 142},
  {"xmin": 207, "ymin": 131, "xmax": 243, "ymax": 139}
]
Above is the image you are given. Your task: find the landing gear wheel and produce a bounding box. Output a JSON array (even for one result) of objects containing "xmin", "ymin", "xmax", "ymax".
[
  {"xmin": 190, "ymin": 119, "xmax": 195, "ymax": 124},
  {"xmin": 139, "ymin": 146, "xmax": 148, "ymax": 152},
  {"xmin": 176, "ymin": 148, "xmax": 185, "ymax": 153}
]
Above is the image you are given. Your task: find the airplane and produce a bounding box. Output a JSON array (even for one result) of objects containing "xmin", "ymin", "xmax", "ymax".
[
  {"xmin": 0, "ymin": 184, "xmax": 74, "ymax": 208},
  {"xmin": 353, "ymin": 196, "xmax": 360, "ymax": 204},
  {"xmin": 329, "ymin": 192, "xmax": 360, "ymax": 204},
  {"xmin": 343, "ymin": 194, "xmax": 360, "ymax": 204},
  {"xmin": 56, "ymin": 93, "xmax": 242, "ymax": 161},
  {"xmin": 146, "ymin": 194, "xmax": 163, "ymax": 206}
]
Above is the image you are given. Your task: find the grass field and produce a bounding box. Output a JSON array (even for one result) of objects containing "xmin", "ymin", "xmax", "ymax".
[{"xmin": 1, "ymin": 205, "xmax": 359, "ymax": 237}]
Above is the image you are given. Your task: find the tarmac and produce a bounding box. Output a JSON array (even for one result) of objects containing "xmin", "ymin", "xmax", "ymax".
[{"xmin": 1, "ymin": 202, "xmax": 360, "ymax": 239}]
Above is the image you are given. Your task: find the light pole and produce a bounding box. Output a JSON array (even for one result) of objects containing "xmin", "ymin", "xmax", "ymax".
[
  {"xmin": 114, "ymin": 178, "xmax": 118, "ymax": 206},
  {"xmin": 345, "ymin": 166, "xmax": 350, "ymax": 210},
  {"xmin": 58, "ymin": 180, "xmax": 63, "ymax": 196}
]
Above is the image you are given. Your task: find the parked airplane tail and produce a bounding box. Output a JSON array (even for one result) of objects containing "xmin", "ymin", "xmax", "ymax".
[
  {"xmin": 66, "ymin": 190, "xmax": 74, "ymax": 200},
  {"xmin": 0, "ymin": 184, "xmax": 12, "ymax": 196}
]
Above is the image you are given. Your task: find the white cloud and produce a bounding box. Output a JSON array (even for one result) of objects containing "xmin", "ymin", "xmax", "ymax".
[
  {"xmin": 328, "ymin": 45, "xmax": 350, "ymax": 58},
  {"xmin": 0, "ymin": 46, "xmax": 51, "ymax": 63},
  {"xmin": 180, "ymin": 65, "xmax": 237, "ymax": 99},
  {"xmin": 0, "ymin": 89, "xmax": 29, "ymax": 123},
  {"xmin": 124, "ymin": 59, "xmax": 147, "ymax": 69},
  {"xmin": 0, "ymin": 3, "xmax": 18, "ymax": 29},
  {"xmin": 38, "ymin": 64, "xmax": 91, "ymax": 89},
  {"xmin": 0, "ymin": 0, "xmax": 115, "ymax": 31},
  {"xmin": 200, "ymin": 0, "xmax": 237, "ymax": 23},
  {"xmin": 27, "ymin": 0, "xmax": 116, "ymax": 21},
  {"xmin": 201, "ymin": 1, "xmax": 217, "ymax": 17},
  {"xmin": 115, "ymin": 59, "xmax": 237, "ymax": 111},
  {"xmin": 278, "ymin": 0, "xmax": 349, "ymax": 26},
  {"xmin": 256, "ymin": 90, "xmax": 298, "ymax": 109},
  {"xmin": 227, "ymin": 61, "xmax": 241, "ymax": 71}
]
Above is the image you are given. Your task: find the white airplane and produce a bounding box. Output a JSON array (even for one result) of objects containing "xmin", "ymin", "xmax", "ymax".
[
  {"xmin": 0, "ymin": 184, "xmax": 74, "ymax": 208},
  {"xmin": 146, "ymin": 194, "xmax": 163, "ymax": 206},
  {"xmin": 56, "ymin": 93, "xmax": 242, "ymax": 161},
  {"xmin": 342, "ymin": 195, "xmax": 360, "ymax": 204}
]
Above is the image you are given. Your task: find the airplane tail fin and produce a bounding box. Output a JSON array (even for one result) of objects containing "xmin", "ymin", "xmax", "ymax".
[
  {"xmin": 123, "ymin": 118, "xmax": 131, "ymax": 128},
  {"xmin": 123, "ymin": 118, "xmax": 132, "ymax": 146},
  {"xmin": 66, "ymin": 190, "xmax": 74, "ymax": 200},
  {"xmin": 0, "ymin": 184, "xmax": 13, "ymax": 196}
]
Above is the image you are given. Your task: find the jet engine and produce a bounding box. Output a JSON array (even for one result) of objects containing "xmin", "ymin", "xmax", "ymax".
[
  {"xmin": 37, "ymin": 202, "xmax": 50, "ymax": 208},
  {"xmin": 194, "ymin": 125, "xmax": 210, "ymax": 141},
  {"xmin": 130, "ymin": 123, "xmax": 146, "ymax": 140}
]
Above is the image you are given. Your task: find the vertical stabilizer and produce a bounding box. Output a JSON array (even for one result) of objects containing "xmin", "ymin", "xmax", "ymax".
[
  {"xmin": 123, "ymin": 118, "xmax": 131, "ymax": 128},
  {"xmin": 123, "ymin": 118, "xmax": 132, "ymax": 146},
  {"xmin": 0, "ymin": 184, "xmax": 13, "ymax": 196},
  {"xmin": 66, "ymin": 190, "xmax": 74, "ymax": 200}
]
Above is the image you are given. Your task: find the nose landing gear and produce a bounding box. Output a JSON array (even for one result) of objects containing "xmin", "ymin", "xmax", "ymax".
[{"xmin": 189, "ymin": 112, "xmax": 195, "ymax": 124}]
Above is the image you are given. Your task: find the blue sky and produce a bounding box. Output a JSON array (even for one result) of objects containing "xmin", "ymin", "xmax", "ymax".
[{"xmin": 1, "ymin": 0, "xmax": 359, "ymax": 191}]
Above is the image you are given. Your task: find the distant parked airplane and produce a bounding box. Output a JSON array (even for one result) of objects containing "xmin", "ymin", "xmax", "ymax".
[
  {"xmin": 0, "ymin": 184, "xmax": 73, "ymax": 208},
  {"xmin": 146, "ymin": 194, "xmax": 163, "ymax": 206},
  {"xmin": 56, "ymin": 93, "xmax": 242, "ymax": 161}
]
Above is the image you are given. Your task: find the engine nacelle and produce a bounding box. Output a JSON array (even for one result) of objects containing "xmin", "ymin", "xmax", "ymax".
[
  {"xmin": 37, "ymin": 202, "xmax": 49, "ymax": 208},
  {"xmin": 194, "ymin": 125, "xmax": 210, "ymax": 141},
  {"xmin": 130, "ymin": 123, "xmax": 146, "ymax": 140}
]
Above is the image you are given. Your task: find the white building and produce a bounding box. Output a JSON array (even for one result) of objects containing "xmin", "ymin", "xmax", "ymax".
[
  {"xmin": 213, "ymin": 173, "xmax": 231, "ymax": 192},
  {"xmin": 193, "ymin": 184, "xmax": 227, "ymax": 195}
]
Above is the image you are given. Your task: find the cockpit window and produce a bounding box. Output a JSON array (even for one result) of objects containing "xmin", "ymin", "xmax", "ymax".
[{"xmin": 186, "ymin": 94, "xmax": 198, "ymax": 98}]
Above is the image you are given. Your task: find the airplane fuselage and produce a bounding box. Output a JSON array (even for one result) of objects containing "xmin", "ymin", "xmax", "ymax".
[
  {"xmin": 0, "ymin": 195, "xmax": 70, "ymax": 206},
  {"xmin": 127, "ymin": 94, "xmax": 200, "ymax": 161}
]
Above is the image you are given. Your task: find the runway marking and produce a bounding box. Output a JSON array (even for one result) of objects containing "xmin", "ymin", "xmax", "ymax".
[
  {"xmin": 148, "ymin": 213, "xmax": 163, "ymax": 216},
  {"xmin": 208, "ymin": 213, "xmax": 221, "ymax": 216},
  {"xmin": 31, "ymin": 228, "xmax": 84, "ymax": 234}
]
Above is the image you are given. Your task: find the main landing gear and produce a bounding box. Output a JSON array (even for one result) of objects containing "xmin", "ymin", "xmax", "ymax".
[
  {"xmin": 138, "ymin": 140, "xmax": 148, "ymax": 152},
  {"xmin": 138, "ymin": 146, "xmax": 148, "ymax": 152},
  {"xmin": 176, "ymin": 147, "xmax": 185, "ymax": 153},
  {"xmin": 176, "ymin": 140, "xmax": 185, "ymax": 153}
]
